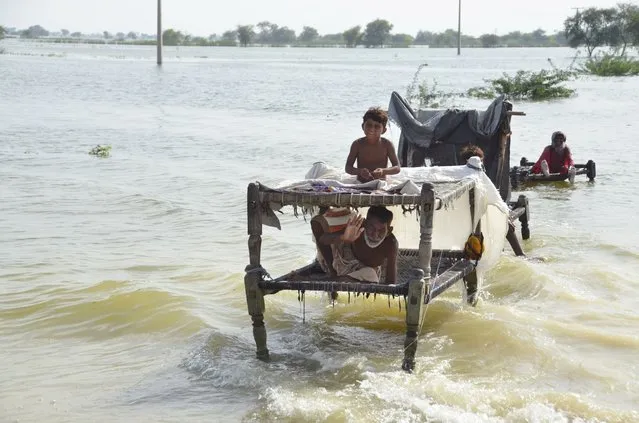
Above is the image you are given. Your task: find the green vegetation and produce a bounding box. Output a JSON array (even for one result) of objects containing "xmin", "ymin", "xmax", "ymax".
[
  {"xmin": 564, "ymin": 4, "xmax": 639, "ymax": 57},
  {"xmin": 8, "ymin": 6, "xmax": 638, "ymax": 55},
  {"xmin": 6, "ymin": 21, "xmax": 569, "ymax": 48},
  {"xmin": 406, "ymin": 61, "xmax": 577, "ymax": 105},
  {"xmin": 414, "ymin": 28, "xmax": 566, "ymax": 48},
  {"xmin": 342, "ymin": 26, "xmax": 361, "ymax": 47},
  {"xmin": 581, "ymin": 53, "xmax": 639, "ymax": 76},
  {"xmin": 20, "ymin": 24, "xmax": 50, "ymax": 38},
  {"xmin": 89, "ymin": 145, "xmax": 112, "ymax": 158},
  {"xmin": 405, "ymin": 63, "xmax": 464, "ymax": 108},
  {"xmin": 564, "ymin": 4, "xmax": 639, "ymax": 76},
  {"xmin": 0, "ymin": 25, "xmax": 6, "ymax": 40},
  {"xmin": 467, "ymin": 69, "xmax": 576, "ymax": 101}
]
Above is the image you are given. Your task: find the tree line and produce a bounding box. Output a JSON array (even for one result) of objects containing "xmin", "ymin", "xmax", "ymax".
[
  {"xmin": 2, "ymin": 20, "xmax": 568, "ymax": 48},
  {"xmin": 6, "ymin": 5, "xmax": 638, "ymax": 53}
]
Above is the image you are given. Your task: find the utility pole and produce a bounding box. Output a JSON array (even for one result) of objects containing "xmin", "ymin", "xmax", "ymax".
[
  {"xmin": 571, "ymin": 6, "xmax": 585, "ymax": 17},
  {"xmin": 157, "ymin": 0, "xmax": 163, "ymax": 65},
  {"xmin": 457, "ymin": 0, "xmax": 462, "ymax": 55}
]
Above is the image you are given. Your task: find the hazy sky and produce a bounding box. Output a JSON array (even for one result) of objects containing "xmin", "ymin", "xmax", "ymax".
[{"xmin": 0, "ymin": 0, "xmax": 626, "ymax": 37}]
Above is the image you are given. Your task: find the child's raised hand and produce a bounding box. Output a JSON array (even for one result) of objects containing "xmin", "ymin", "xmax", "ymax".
[{"xmin": 342, "ymin": 214, "xmax": 364, "ymax": 243}]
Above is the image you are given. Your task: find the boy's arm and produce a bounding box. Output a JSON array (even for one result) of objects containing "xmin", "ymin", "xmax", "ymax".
[
  {"xmin": 382, "ymin": 140, "xmax": 401, "ymax": 176},
  {"xmin": 384, "ymin": 237, "xmax": 399, "ymax": 284},
  {"xmin": 346, "ymin": 140, "xmax": 373, "ymax": 181},
  {"xmin": 345, "ymin": 141, "xmax": 359, "ymax": 175}
]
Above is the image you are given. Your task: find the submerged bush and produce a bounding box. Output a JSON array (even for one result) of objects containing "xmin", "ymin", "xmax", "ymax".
[
  {"xmin": 467, "ymin": 68, "xmax": 577, "ymax": 101},
  {"xmin": 89, "ymin": 145, "xmax": 112, "ymax": 158},
  {"xmin": 580, "ymin": 53, "xmax": 639, "ymax": 76},
  {"xmin": 406, "ymin": 63, "xmax": 461, "ymax": 108}
]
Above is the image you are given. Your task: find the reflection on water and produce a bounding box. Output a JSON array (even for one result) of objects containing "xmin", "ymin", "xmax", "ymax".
[{"xmin": 1, "ymin": 42, "xmax": 638, "ymax": 422}]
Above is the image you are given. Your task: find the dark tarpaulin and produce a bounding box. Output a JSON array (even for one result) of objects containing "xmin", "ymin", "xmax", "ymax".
[{"xmin": 387, "ymin": 91, "xmax": 513, "ymax": 202}]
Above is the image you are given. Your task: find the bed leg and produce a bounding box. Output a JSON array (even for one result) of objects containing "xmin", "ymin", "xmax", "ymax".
[{"xmin": 402, "ymin": 270, "xmax": 426, "ymax": 373}]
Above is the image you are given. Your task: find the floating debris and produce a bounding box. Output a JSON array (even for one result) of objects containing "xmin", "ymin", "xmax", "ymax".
[{"xmin": 89, "ymin": 144, "xmax": 112, "ymax": 158}]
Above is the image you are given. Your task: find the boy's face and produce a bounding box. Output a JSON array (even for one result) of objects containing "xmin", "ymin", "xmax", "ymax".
[{"xmin": 362, "ymin": 118, "xmax": 386, "ymax": 143}]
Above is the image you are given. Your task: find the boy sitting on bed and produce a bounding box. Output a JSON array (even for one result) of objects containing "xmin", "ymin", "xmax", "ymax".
[
  {"xmin": 311, "ymin": 206, "xmax": 398, "ymax": 284},
  {"xmin": 345, "ymin": 107, "xmax": 401, "ymax": 183}
]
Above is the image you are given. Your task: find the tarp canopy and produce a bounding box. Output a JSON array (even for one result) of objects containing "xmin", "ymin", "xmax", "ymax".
[{"xmin": 387, "ymin": 91, "xmax": 513, "ymax": 202}]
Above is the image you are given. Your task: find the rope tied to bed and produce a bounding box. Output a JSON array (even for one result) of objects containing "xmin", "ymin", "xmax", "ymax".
[{"xmin": 245, "ymin": 265, "xmax": 272, "ymax": 281}]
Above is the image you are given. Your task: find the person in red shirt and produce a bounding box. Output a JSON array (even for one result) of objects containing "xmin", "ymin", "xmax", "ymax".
[{"xmin": 531, "ymin": 131, "xmax": 576, "ymax": 181}]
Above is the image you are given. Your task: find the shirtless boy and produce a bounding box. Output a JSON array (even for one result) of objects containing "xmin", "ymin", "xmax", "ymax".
[{"xmin": 345, "ymin": 107, "xmax": 401, "ymax": 182}]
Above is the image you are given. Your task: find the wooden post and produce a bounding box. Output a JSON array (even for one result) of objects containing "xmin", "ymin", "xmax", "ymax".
[
  {"xmin": 506, "ymin": 222, "xmax": 525, "ymax": 256},
  {"xmin": 516, "ymin": 194, "xmax": 530, "ymax": 240},
  {"xmin": 156, "ymin": 0, "xmax": 163, "ymax": 66},
  {"xmin": 418, "ymin": 183, "xmax": 435, "ymax": 277},
  {"xmin": 245, "ymin": 183, "xmax": 269, "ymax": 360},
  {"xmin": 402, "ymin": 269, "xmax": 425, "ymax": 372},
  {"xmin": 495, "ymin": 129, "xmax": 511, "ymax": 202},
  {"xmin": 401, "ymin": 183, "xmax": 434, "ymax": 372}
]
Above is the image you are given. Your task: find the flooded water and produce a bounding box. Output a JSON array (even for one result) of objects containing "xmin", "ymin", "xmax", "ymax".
[{"xmin": 1, "ymin": 40, "xmax": 638, "ymax": 422}]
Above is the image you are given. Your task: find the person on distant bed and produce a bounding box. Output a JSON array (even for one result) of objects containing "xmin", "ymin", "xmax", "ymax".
[
  {"xmin": 459, "ymin": 144, "xmax": 484, "ymax": 167},
  {"xmin": 311, "ymin": 206, "xmax": 398, "ymax": 284},
  {"xmin": 531, "ymin": 131, "xmax": 576, "ymax": 182},
  {"xmin": 345, "ymin": 107, "xmax": 401, "ymax": 182}
]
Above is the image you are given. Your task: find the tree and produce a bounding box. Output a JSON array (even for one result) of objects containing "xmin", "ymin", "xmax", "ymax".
[
  {"xmin": 221, "ymin": 30, "xmax": 237, "ymax": 42},
  {"xmin": 342, "ymin": 25, "xmax": 361, "ymax": 47},
  {"xmin": 103, "ymin": 31, "xmax": 112, "ymax": 39},
  {"xmin": 564, "ymin": 7, "xmax": 619, "ymax": 57},
  {"xmin": 318, "ymin": 33, "xmax": 343, "ymax": 45},
  {"xmin": 20, "ymin": 25, "xmax": 49, "ymax": 38},
  {"xmin": 237, "ymin": 25, "xmax": 254, "ymax": 47},
  {"xmin": 298, "ymin": 26, "xmax": 319, "ymax": 43},
  {"xmin": 190, "ymin": 36, "xmax": 209, "ymax": 46},
  {"xmin": 433, "ymin": 29, "xmax": 458, "ymax": 47},
  {"xmin": 390, "ymin": 33, "xmax": 414, "ymax": 47},
  {"xmin": 256, "ymin": 21, "xmax": 277, "ymax": 44},
  {"xmin": 162, "ymin": 28, "xmax": 185, "ymax": 46},
  {"xmin": 0, "ymin": 25, "xmax": 5, "ymax": 40},
  {"xmin": 115, "ymin": 32, "xmax": 125, "ymax": 41},
  {"xmin": 613, "ymin": 3, "xmax": 639, "ymax": 55},
  {"xmin": 71, "ymin": 31, "xmax": 82, "ymax": 38},
  {"xmin": 362, "ymin": 19, "xmax": 393, "ymax": 47},
  {"xmin": 271, "ymin": 26, "xmax": 296, "ymax": 44},
  {"xmin": 61, "ymin": 29, "xmax": 69, "ymax": 37},
  {"xmin": 414, "ymin": 30, "xmax": 435, "ymax": 45},
  {"xmin": 127, "ymin": 31, "xmax": 137, "ymax": 40},
  {"xmin": 530, "ymin": 28, "xmax": 547, "ymax": 45},
  {"xmin": 479, "ymin": 33, "xmax": 499, "ymax": 48}
]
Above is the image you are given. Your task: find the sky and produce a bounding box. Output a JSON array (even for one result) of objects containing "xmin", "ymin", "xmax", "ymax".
[{"xmin": 0, "ymin": 0, "xmax": 629, "ymax": 37}]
